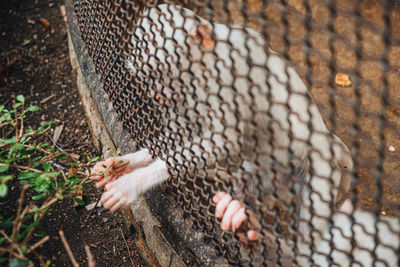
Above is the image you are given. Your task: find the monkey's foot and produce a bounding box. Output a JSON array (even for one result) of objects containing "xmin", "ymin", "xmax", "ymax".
[
  {"xmin": 89, "ymin": 149, "xmax": 153, "ymax": 188},
  {"xmin": 101, "ymin": 158, "xmax": 168, "ymax": 211}
]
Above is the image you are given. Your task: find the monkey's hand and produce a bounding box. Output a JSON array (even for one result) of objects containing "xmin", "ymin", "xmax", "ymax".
[
  {"xmin": 213, "ymin": 191, "xmax": 260, "ymax": 242},
  {"xmin": 101, "ymin": 158, "xmax": 168, "ymax": 211},
  {"xmin": 89, "ymin": 149, "xmax": 153, "ymax": 188}
]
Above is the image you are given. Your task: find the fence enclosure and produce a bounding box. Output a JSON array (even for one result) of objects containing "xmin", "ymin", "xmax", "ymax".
[{"xmin": 72, "ymin": 0, "xmax": 400, "ymax": 265}]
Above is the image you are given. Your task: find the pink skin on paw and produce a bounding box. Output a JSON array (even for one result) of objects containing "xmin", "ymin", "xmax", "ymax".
[
  {"xmin": 215, "ymin": 194, "xmax": 232, "ymax": 218},
  {"xmin": 213, "ymin": 191, "xmax": 260, "ymax": 241},
  {"xmin": 89, "ymin": 157, "xmax": 133, "ymax": 187},
  {"xmin": 221, "ymin": 200, "xmax": 243, "ymax": 231},
  {"xmin": 100, "ymin": 158, "xmax": 169, "ymax": 212}
]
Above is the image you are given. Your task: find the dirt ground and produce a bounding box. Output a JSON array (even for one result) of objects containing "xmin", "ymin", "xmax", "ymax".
[{"xmin": 0, "ymin": 0, "xmax": 147, "ymax": 265}]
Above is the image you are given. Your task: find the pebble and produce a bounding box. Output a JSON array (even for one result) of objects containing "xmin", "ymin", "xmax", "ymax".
[{"xmin": 388, "ymin": 145, "xmax": 395, "ymax": 152}]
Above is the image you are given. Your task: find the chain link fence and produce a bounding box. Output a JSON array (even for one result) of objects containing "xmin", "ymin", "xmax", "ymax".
[{"xmin": 73, "ymin": 0, "xmax": 400, "ymax": 265}]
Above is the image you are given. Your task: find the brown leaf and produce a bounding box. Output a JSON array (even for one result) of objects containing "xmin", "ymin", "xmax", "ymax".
[
  {"xmin": 39, "ymin": 18, "xmax": 51, "ymax": 29},
  {"xmin": 72, "ymin": 186, "xmax": 83, "ymax": 207},
  {"xmin": 68, "ymin": 167, "xmax": 78, "ymax": 175},
  {"xmin": 335, "ymin": 73, "xmax": 352, "ymax": 87}
]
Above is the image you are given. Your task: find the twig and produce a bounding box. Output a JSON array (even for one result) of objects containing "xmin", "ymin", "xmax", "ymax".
[
  {"xmin": 59, "ymin": 230, "xmax": 79, "ymax": 267},
  {"xmin": 26, "ymin": 236, "xmax": 50, "ymax": 254},
  {"xmin": 14, "ymin": 206, "xmax": 29, "ymax": 246},
  {"xmin": 0, "ymin": 247, "xmax": 23, "ymax": 258},
  {"xmin": 0, "ymin": 163, "xmax": 42, "ymax": 173},
  {"xmin": 13, "ymin": 100, "xmax": 18, "ymax": 141},
  {"xmin": 119, "ymin": 227, "xmax": 135, "ymax": 266},
  {"xmin": 12, "ymin": 185, "xmax": 28, "ymax": 243},
  {"xmin": 23, "ymin": 194, "xmax": 62, "ymax": 245},
  {"xmin": 19, "ymin": 102, "xmax": 24, "ymax": 139},
  {"xmin": 0, "ymin": 229, "xmax": 12, "ymax": 243},
  {"xmin": 82, "ymin": 195, "xmax": 102, "ymax": 226},
  {"xmin": 84, "ymin": 244, "xmax": 96, "ymax": 267}
]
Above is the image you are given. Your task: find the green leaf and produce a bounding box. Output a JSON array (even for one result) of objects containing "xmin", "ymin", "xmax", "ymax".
[
  {"xmin": 0, "ymin": 105, "xmax": 4, "ymax": 112},
  {"xmin": 26, "ymin": 105, "xmax": 39, "ymax": 112},
  {"xmin": 0, "ymin": 175, "xmax": 13, "ymax": 181},
  {"xmin": 18, "ymin": 221, "xmax": 39, "ymax": 240},
  {"xmin": 0, "ymin": 216, "xmax": 13, "ymax": 228},
  {"xmin": 0, "ymin": 237, "xmax": 5, "ymax": 245},
  {"xmin": 32, "ymin": 193, "xmax": 46, "ymax": 200},
  {"xmin": 0, "ymin": 183, "xmax": 7, "ymax": 197},
  {"xmin": 18, "ymin": 171, "xmax": 39, "ymax": 180},
  {"xmin": 42, "ymin": 163, "xmax": 51, "ymax": 172},
  {"xmin": 89, "ymin": 156, "xmax": 100, "ymax": 163},
  {"xmin": 0, "ymin": 258, "xmax": 8, "ymax": 263},
  {"xmin": 34, "ymin": 230, "xmax": 46, "ymax": 237},
  {"xmin": 34, "ymin": 212, "xmax": 38, "ymax": 222},
  {"xmin": 57, "ymin": 154, "xmax": 67, "ymax": 160},
  {"xmin": 73, "ymin": 197, "xmax": 85, "ymax": 206},
  {"xmin": 0, "ymin": 164, "xmax": 9, "ymax": 173},
  {"xmin": 16, "ymin": 95, "xmax": 25, "ymax": 103},
  {"xmin": 9, "ymin": 258, "xmax": 29, "ymax": 267}
]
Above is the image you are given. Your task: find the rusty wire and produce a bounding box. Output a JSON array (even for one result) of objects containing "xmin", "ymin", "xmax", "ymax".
[{"xmin": 73, "ymin": 0, "xmax": 400, "ymax": 265}]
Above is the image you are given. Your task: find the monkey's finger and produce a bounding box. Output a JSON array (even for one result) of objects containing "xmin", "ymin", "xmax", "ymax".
[
  {"xmin": 221, "ymin": 200, "xmax": 243, "ymax": 231},
  {"xmin": 101, "ymin": 186, "xmax": 116, "ymax": 202},
  {"xmin": 215, "ymin": 194, "xmax": 232, "ymax": 218},
  {"xmin": 96, "ymin": 179, "xmax": 109, "ymax": 188},
  {"xmin": 89, "ymin": 175, "xmax": 102, "ymax": 181},
  {"xmin": 110, "ymin": 197, "xmax": 127, "ymax": 212},
  {"xmin": 102, "ymin": 192, "xmax": 122, "ymax": 210},
  {"xmin": 212, "ymin": 191, "xmax": 228, "ymax": 203},
  {"xmin": 231, "ymin": 207, "xmax": 247, "ymax": 230},
  {"xmin": 247, "ymin": 230, "xmax": 259, "ymax": 241}
]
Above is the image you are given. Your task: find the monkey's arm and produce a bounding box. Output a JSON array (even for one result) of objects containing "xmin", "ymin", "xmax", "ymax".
[{"xmin": 101, "ymin": 158, "xmax": 169, "ymax": 211}]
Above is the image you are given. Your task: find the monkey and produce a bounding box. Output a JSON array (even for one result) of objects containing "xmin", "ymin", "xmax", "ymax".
[
  {"xmin": 213, "ymin": 192, "xmax": 400, "ymax": 267},
  {"xmin": 89, "ymin": 2, "xmax": 354, "ymax": 260}
]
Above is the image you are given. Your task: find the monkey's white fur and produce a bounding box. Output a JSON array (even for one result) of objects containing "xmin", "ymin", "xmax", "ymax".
[{"xmin": 102, "ymin": 3, "xmax": 355, "ymax": 263}]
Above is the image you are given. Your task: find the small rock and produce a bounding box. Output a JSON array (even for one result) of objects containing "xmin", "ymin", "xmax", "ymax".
[
  {"xmin": 388, "ymin": 145, "xmax": 395, "ymax": 152},
  {"xmin": 102, "ymin": 217, "xmax": 109, "ymax": 223},
  {"xmin": 381, "ymin": 210, "xmax": 386, "ymax": 215}
]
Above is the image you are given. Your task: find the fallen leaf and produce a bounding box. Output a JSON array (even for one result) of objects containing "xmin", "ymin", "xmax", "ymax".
[
  {"xmin": 68, "ymin": 167, "xmax": 78, "ymax": 175},
  {"xmin": 72, "ymin": 185, "xmax": 83, "ymax": 207},
  {"xmin": 22, "ymin": 39, "xmax": 31, "ymax": 46},
  {"xmin": 335, "ymin": 73, "xmax": 352, "ymax": 87},
  {"xmin": 52, "ymin": 124, "xmax": 63, "ymax": 146},
  {"xmin": 85, "ymin": 201, "xmax": 102, "ymax": 211},
  {"xmin": 69, "ymin": 153, "xmax": 80, "ymax": 160},
  {"xmin": 38, "ymin": 17, "xmax": 55, "ymax": 34},
  {"xmin": 39, "ymin": 18, "xmax": 51, "ymax": 29}
]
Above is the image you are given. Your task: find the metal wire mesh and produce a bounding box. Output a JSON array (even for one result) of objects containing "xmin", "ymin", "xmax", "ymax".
[{"xmin": 73, "ymin": 0, "xmax": 400, "ymax": 265}]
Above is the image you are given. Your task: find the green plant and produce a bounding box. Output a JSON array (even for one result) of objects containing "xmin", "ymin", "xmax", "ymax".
[{"xmin": 0, "ymin": 95, "xmax": 97, "ymax": 266}]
